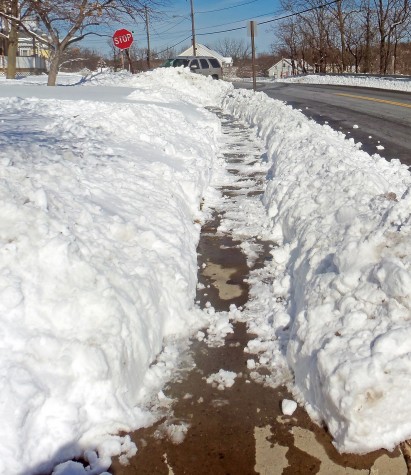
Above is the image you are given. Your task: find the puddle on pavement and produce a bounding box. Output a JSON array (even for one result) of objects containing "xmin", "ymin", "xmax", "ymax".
[{"xmin": 108, "ymin": 110, "xmax": 407, "ymax": 475}]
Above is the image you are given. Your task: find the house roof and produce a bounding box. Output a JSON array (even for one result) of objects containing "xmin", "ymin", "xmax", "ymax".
[
  {"xmin": 268, "ymin": 58, "xmax": 313, "ymax": 71},
  {"xmin": 178, "ymin": 44, "xmax": 232, "ymax": 65}
]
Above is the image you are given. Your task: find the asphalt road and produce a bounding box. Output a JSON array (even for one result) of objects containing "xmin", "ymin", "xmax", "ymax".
[{"xmin": 234, "ymin": 81, "xmax": 411, "ymax": 167}]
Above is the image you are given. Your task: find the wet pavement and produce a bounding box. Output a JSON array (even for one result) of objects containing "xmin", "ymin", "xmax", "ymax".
[{"xmin": 109, "ymin": 110, "xmax": 408, "ymax": 475}]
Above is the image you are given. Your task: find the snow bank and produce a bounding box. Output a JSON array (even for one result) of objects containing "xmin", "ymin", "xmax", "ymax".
[
  {"xmin": 222, "ymin": 88, "xmax": 411, "ymax": 453},
  {"xmin": 0, "ymin": 69, "xmax": 227, "ymax": 475},
  {"xmin": 0, "ymin": 72, "xmax": 83, "ymax": 86},
  {"xmin": 82, "ymin": 69, "xmax": 231, "ymax": 106},
  {"xmin": 273, "ymin": 73, "xmax": 411, "ymax": 92}
]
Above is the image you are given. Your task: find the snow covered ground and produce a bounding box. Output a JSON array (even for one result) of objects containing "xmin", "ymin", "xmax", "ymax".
[
  {"xmin": 269, "ymin": 73, "xmax": 411, "ymax": 92},
  {"xmin": 0, "ymin": 69, "xmax": 410, "ymax": 474}
]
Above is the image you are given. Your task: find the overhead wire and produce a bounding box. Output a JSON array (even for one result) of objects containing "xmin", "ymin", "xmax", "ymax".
[
  {"xmin": 155, "ymin": 35, "xmax": 192, "ymax": 55},
  {"xmin": 195, "ymin": 8, "xmax": 284, "ymax": 31},
  {"xmin": 194, "ymin": 0, "xmax": 343, "ymax": 38},
  {"xmin": 258, "ymin": 0, "xmax": 341, "ymax": 26},
  {"xmin": 150, "ymin": 15, "xmax": 190, "ymax": 37},
  {"xmin": 87, "ymin": 0, "xmax": 343, "ymax": 55},
  {"xmin": 196, "ymin": 0, "xmax": 259, "ymax": 14}
]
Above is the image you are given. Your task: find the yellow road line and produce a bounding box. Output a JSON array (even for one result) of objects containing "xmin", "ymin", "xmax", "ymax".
[{"xmin": 335, "ymin": 92, "xmax": 411, "ymax": 109}]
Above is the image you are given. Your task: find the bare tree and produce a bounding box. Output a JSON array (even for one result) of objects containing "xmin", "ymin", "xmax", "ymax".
[
  {"xmin": 390, "ymin": 6, "xmax": 411, "ymax": 71},
  {"xmin": 0, "ymin": 0, "xmax": 168, "ymax": 85},
  {"xmin": 155, "ymin": 46, "xmax": 177, "ymax": 60},
  {"xmin": 344, "ymin": 6, "xmax": 368, "ymax": 71},
  {"xmin": 59, "ymin": 46, "xmax": 101, "ymax": 72},
  {"xmin": 277, "ymin": 0, "xmax": 335, "ymax": 72},
  {"xmin": 327, "ymin": 0, "xmax": 361, "ymax": 72},
  {"xmin": 374, "ymin": 0, "xmax": 410, "ymax": 73},
  {"xmin": 273, "ymin": 0, "xmax": 411, "ymax": 74},
  {"xmin": 213, "ymin": 37, "xmax": 251, "ymax": 62},
  {"xmin": 273, "ymin": 19, "xmax": 299, "ymax": 71}
]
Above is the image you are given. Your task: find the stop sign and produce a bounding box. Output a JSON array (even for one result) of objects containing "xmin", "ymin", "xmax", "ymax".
[{"xmin": 113, "ymin": 29, "xmax": 134, "ymax": 49}]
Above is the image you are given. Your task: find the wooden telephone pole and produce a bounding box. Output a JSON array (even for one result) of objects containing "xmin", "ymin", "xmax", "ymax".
[
  {"xmin": 189, "ymin": 0, "xmax": 196, "ymax": 56},
  {"xmin": 249, "ymin": 21, "xmax": 257, "ymax": 92},
  {"xmin": 144, "ymin": 6, "xmax": 151, "ymax": 70}
]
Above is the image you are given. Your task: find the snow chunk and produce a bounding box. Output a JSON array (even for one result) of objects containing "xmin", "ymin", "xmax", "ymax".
[
  {"xmin": 281, "ymin": 399, "xmax": 297, "ymax": 416},
  {"xmin": 206, "ymin": 370, "xmax": 238, "ymax": 390},
  {"xmin": 166, "ymin": 423, "xmax": 189, "ymax": 445}
]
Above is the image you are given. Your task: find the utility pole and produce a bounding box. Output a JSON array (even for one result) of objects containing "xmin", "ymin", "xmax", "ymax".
[
  {"xmin": 250, "ymin": 20, "xmax": 256, "ymax": 92},
  {"xmin": 189, "ymin": 0, "xmax": 197, "ymax": 56},
  {"xmin": 144, "ymin": 5, "xmax": 151, "ymax": 69},
  {"xmin": 6, "ymin": 0, "xmax": 18, "ymax": 79}
]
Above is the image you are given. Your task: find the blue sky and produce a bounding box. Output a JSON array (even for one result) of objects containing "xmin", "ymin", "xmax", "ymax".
[{"xmin": 83, "ymin": 0, "xmax": 283, "ymax": 57}]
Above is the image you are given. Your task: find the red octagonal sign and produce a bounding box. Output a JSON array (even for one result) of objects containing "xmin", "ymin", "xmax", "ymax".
[{"xmin": 113, "ymin": 29, "xmax": 134, "ymax": 50}]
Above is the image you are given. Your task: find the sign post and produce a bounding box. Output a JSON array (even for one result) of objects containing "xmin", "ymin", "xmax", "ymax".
[
  {"xmin": 248, "ymin": 21, "xmax": 257, "ymax": 92},
  {"xmin": 113, "ymin": 29, "xmax": 135, "ymax": 73}
]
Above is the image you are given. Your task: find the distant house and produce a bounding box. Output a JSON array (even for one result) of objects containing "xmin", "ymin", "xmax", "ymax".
[
  {"xmin": 178, "ymin": 43, "xmax": 233, "ymax": 66},
  {"xmin": 0, "ymin": 17, "xmax": 48, "ymax": 76},
  {"xmin": 0, "ymin": 54, "xmax": 47, "ymax": 76},
  {"xmin": 267, "ymin": 58, "xmax": 313, "ymax": 78}
]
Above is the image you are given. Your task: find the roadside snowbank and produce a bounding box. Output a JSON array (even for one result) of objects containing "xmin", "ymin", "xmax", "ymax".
[
  {"xmin": 273, "ymin": 73, "xmax": 411, "ymax": 92},
  {"xmin": 222, "ymin": 88, "xmax": 411, "ymax": 453},
  {"xmin": 0, "ymin": 69, "xmax": 228, "ymax": 475},
  {"xmin": 82, "ymin": 69, "xmax": 232, "ymax": 106}
]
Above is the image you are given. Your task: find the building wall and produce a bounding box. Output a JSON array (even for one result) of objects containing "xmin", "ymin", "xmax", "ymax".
[
  {"xmin": 268, "ymin": 59, "xmax": 313, "ymax": 78},
  {"xmin": 268, "ymin": 61, "xmax": 293, "ymax": 78},
  {"xmin": 0, "ymin": 56, "xmax": 47, "ymax": 75}
]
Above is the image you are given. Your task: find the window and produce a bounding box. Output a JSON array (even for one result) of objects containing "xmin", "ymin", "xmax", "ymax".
[
  {"xmin": 173, "ymin": 58, "xmax": 190, "ymax": 67},
  {"xmin": 200, "ymin": 59, "xmax": 209, "ymax": 69},
  {"xmin": 190, "ymin": 59, "xmax": 199, "ymax": 68},
  {"xmin": 162, "ymin": 59, "xmax": 175, "ymax": 67},
  {"xmin": 209, "ymin": 58, "xmax": 221, "ymax": 68}
]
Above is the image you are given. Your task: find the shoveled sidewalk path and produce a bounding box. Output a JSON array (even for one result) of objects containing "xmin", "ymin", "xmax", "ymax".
[{"xmin": 110, "ymin": 110, "xmax": 408, "ymax": 475}]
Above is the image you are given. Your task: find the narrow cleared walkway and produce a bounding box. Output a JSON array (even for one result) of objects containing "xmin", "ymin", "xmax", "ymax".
[{"xmin": 110, "ymin": 111, "xmax": 407, "ymax": 475}]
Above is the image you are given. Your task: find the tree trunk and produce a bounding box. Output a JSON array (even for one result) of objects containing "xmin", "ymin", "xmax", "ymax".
[
  {"xmin": 336, "ymin": 1, "xmax": 347, "ymax": 72},
  {"xmin": 6, "ymin": 0, "xmax": 19, "ymax": 80},
  {"xmin": 47, "ymin": 51, "xmax": 61, "ymax": 86},
  {"xmin": 363, "ymin": 5, "xmax": 372, "ymax": 73},
  {"xmin": 6, "ymin": 28, "xmax": 17, "ymax": 79},
  {"xmin": 377, "ymin": 0, "xmax": 389, "ymax": 74},
  {"xmin": 393, "ymin": 38, "xmax": 399, "ymax": 73},
  {"xmin": 379, "ymin": 36, "xmax": 387, "ymax": 73}
]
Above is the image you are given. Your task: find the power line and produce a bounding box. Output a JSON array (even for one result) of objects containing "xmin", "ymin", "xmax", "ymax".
[
  {"xmin": 258, "ymin": 0, "xmax": 341, "ymax": 25},
  {"xmin": 155, "ymin": 35, "xmax": 192, "ymax": 55},
  {"xmin": 152, "ymin": 15, "xmax": 189, "ymax": 37},
  {"xmin": 197, "ymin": 0, "xmax": 259, "ymax": 14},
  {"xmin": 196, "ymin": 24, "xmax": 246, "ymax": 36},
  {"xmin": 161, "ymin": 0, "xmax": 258, "ymax": 17},
  {"xmin": 85, "ymin": 0, "xmax": 343, "ymax": 54},
  {"xmin": 195, "ymin": 8, "xmax": 284, "ymax": 32},
  {"xmin": 148, "ymin": 0, "xmax": 340, "ymax": 41},
  {"xmin": 138, "ymin": 7, "xmax": 285, "ymax": 40},
  {"xmin": 195, "ymin": 0, "xmax": 342, "ymax": 37}
]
